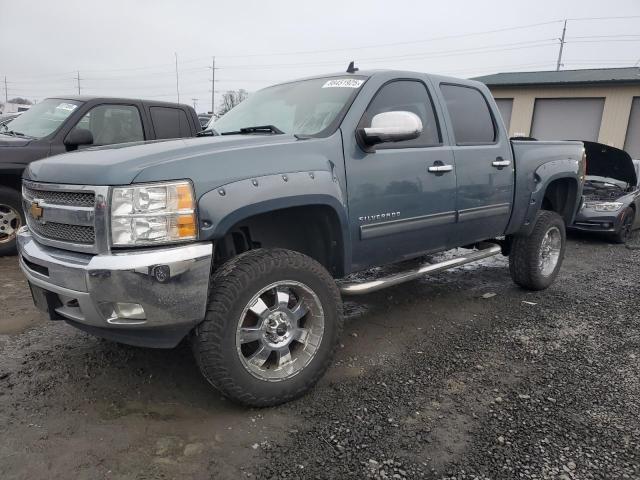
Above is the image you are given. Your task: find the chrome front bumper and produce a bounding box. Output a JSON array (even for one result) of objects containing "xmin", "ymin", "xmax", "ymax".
[{"xmin": 17, "ymin": 227, "xmax": 213, "ymax": 347}]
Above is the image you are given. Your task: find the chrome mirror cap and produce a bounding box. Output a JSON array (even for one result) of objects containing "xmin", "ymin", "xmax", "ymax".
[{"xmin": 362, "ymin": 111, "xmax": 423, "ymax": 146}]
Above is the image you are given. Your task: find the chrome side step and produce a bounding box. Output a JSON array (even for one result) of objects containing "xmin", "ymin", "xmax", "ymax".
[{"xmin": 339, "ymin": 245, "xmax": 502, "ymax": 295}]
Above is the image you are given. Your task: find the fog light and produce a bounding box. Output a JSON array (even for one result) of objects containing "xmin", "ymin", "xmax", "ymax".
[{"xmin": 113, "ymin": 302, "xmax": 146, "ymax": 320}]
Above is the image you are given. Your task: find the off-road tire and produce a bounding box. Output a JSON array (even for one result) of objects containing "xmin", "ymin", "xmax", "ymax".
[
  {"xmin": 0, "ymin": 186, "xmax": 24, "ymax": 257},
  {"xmin": 612, "ymin": 207, "xmax": 635, "ymax": 244},
  {"xmin": 191, "ymin": 248, "xmax": 343, "ymax": 407},
  {"xmin": 509, "ymin": 210, "xmax": 566, "ymax": 291}
]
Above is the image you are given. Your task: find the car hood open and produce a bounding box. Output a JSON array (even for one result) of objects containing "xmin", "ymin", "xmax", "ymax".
[{"xmin": 583, "ymin": 141, "xmax": 638, "ymax": 186}]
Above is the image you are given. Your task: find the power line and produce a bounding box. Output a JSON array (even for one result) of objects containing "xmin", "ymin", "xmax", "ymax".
[{"xmin": 4, "ymin": 15, "xmax": 640, "ymax": 80}]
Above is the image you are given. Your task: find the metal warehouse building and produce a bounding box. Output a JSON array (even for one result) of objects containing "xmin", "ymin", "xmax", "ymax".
[{"xmin": 474, "ymin": 67, "xmax": 640, "ymax": 159}]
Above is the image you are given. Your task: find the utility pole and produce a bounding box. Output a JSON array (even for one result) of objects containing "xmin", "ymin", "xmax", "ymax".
[
  {"xmin": 209, "ymin": 56, "xmax": 216, "ymax": 114},
  {"xmin": 4, "ymin": 76, "xmax": 8, "ymax": 106},
  {"xmin": 76, "ymin": 71, "xmax": 81, "ymax": 95},
  {"xmin": 175, "ymin": 52, "xmax": 180, "ymax": 103},
  {"xmin": 556, "ymin": 20, "xmax": 567, "ymax": 71},
  {"xmin": 192, "ymin": 98, "xmax": 198, "ymax": 111}
]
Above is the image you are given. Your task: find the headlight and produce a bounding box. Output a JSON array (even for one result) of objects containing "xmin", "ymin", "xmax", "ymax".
[
  {"xmin": 582, "ymin": 201, "xmax": 624, "ymax": 212},
  {"xmin": 110, "ymin": 180, "xmax": 197, "ymax": 246}
]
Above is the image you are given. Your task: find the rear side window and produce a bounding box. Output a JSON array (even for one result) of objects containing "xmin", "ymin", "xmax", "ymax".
[
  {"xmin": 150, "ymin": 107, "xmax": 192, "ymax": 139},
  {"xmin": 441, "ymin": 84, "xmax": 496, "ymax": 145},
  {"xmin": 359, "ymin": 80, "xmax": 441, "ymax": 148}
]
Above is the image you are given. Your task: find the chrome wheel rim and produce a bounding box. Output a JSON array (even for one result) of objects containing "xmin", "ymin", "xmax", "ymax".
[
  {"xmin": 539, "ymin": 226, "xmax": 562, "ymax": 277},
  {"xmin": 0, "ymin": 204, "xmax": 21, "ymax": 244},
  {"xmin": 236, "ymin": 280, "xmax": 325, "ymax": 382}
]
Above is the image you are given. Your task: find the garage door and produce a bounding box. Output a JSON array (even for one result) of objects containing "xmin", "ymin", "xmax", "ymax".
[
  {"xmin": 624, "ymin": 97, "xmax": 640, "ymax": 159},
  {"xmin": 495, "ymin": 98, "xmax": 513, "ymax": 130},
  {"xmin": 531, "ymin": 98, "xmax": 605, "ymax": 141}
]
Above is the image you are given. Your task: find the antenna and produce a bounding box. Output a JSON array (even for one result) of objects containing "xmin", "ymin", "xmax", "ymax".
[{"xmin": 346, "ymin": 61, "xmax": 359, "ymax": 74}]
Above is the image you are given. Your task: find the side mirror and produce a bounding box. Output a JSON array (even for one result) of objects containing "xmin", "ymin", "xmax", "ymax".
[
  {"xmin": 64, "ymin": 128, "xmax": 94, "ymax": 149},
  {"xmin": 360, "ymin": 111, "xmax": 423, "ymax": 147}
]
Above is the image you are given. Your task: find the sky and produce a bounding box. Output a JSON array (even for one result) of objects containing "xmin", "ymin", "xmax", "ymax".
[{"xmin": 1, "ymin": 0, "xmax": 639, "ymax": 113}]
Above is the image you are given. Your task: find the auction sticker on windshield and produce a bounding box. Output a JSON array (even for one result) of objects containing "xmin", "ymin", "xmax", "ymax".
[
  {"xmin": 56, "ymin": 103, "xmax": 78, "ymax": 112},
  {"xmin": 322, "ymin": 79, "xmax": 364, "ymax": 88}
]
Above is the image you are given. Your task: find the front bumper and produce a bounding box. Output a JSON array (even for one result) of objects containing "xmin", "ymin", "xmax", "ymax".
[
  {"xmin": 17, "ymin": 227, "xmax": 213, "ymax": 348},
  {"xmin": 569, "ymin": 208, "xmax": 623, "ymax": 233}
]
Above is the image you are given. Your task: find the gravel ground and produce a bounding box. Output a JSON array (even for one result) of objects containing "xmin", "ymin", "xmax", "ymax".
[{"xmin": 1, "ymin": 233, "xmax": 638, "ymax": 480}]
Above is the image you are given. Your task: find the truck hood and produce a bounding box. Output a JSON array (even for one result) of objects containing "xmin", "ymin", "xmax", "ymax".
[
  {"xmin": 25, "ymin": 134, "xmax": 339, "ymax": 195},
  {"xmin": 583, "ymin": 141, "xmax": 638, "ymax": 186},
  {"xmin": 0, "ymin": 134, "xmax": 32, "ymax": 147}
]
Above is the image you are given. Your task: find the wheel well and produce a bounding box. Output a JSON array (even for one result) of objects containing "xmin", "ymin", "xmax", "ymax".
[
  {"xmin": 0, "ymin": 173, "xmax": 23, "ymax": 193},
  {"xmin": 213, "ymin": 205, "xmax": 345, "ymax": 277},
  {"xmin": 541, "ymin": 178, "xmax": 578, "ymax": 224}
]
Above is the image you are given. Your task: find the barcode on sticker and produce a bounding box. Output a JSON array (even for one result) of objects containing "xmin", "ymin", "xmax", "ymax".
[{"xmin": 322, "ymin": 79, "xmax": 364, "ymax": 89}]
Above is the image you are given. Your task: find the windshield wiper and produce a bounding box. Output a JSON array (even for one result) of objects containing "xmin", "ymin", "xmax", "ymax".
[
  {"xmin": 196, "ymin": 127, "xmax": 220, "ymax": 137},
  {"xmin": 1, "ymin": 130, "xmax": 33, "ymax": 138},
  {"xmin": 221, "ymin": 125, "xmax": 284, "ymax": 135}
]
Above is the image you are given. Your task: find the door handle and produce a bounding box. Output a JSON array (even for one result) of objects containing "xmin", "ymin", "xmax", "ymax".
[
  {"xmin": 428, "ymin": 164, "xmax": 453, "ymax": 173},
  {"xmin": 492, "ymin": 156, "xmax": 511, "ymax": 168}
]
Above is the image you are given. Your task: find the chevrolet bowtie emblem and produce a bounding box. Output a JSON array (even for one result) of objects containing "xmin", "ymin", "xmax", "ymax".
[{"xmin": 30, "ymin": 201, "xmax": 43, "ymax": 220}]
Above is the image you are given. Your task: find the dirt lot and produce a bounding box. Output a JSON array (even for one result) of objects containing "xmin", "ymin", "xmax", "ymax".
[{"xmin": 1, "ymin": 235, "xmax": 639, "ymax": 480}]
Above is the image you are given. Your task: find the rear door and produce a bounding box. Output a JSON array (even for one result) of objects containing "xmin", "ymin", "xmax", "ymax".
[
  {"xmin": 439, "ymin": 83, "xmax": 514, "ymax": 245},
  {"xmin": 345, "ymin": 79, "xmax": 457, "ymax": 270}
]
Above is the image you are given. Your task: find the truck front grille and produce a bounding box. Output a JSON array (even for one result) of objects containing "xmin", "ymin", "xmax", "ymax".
[
  {"xmin": 23, "ymin": 186, "xmax": 95, "ymax": 207},
  {"xmin": 22, "ymin": 181, "xmax": 108, "ymax": 254},
  {"xmin": 27, "ymin": 221, "xmax": 95, "ymax": 244}
]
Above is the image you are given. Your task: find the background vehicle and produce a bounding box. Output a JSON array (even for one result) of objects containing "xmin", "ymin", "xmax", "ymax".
[
  {"xmin": 570, "ymin": 141, "xmax": 640, "ymax": 243},
  {"xmin": 0, "ymin": 97, "xmax": 200, "ymax": 255},
  {"xmin": 17, "ymin": 70, "xmax": 585, "ymax": 407},
  {"xmin": 198, "ymin": 114, "xmax": 213, "ymax": 128},
  {"xmin": 0, "ymin": 112, "xmax": 21, "ymax": 130}
]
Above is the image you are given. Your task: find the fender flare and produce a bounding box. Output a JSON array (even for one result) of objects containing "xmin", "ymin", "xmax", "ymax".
[
  {"xmin": 516, "ymin": 160, "xmax": 582, "ymax": 236},
  {"xmin": 197, "ymin": 170, "xmax": 351, "ymax": 271}
]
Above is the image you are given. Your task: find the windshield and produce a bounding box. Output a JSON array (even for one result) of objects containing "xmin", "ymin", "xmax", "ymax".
[
  {"xmin": 210, "ymin": 76, "xmax": 366, "ymax": 136},
  {"xmin": 3, "ymin": 99, "xmax": 82, "ymax": 138}
]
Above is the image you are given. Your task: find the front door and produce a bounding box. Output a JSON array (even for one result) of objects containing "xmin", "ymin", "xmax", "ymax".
[{"xmin": 345, "ymin": 79, "xmax": 457, "ymax": 271}]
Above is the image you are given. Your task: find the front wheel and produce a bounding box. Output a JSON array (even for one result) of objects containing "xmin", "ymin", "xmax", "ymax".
[
  {"xmin": 509, "ymin": 210, "xmax": 566, "ymax": 291},
  {"xmin": 612, "ymin": 207, "xmax": 635, "ymax": 244},
  {"xmin": 191, "ymin": 248, "xmax": 343, "ymax": 407},
  {"xmin": 0, "ymin": 186, "xmax": 24, "ymax": 256}
]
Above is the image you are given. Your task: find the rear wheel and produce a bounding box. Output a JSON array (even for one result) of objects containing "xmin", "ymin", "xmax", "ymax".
[
  {"xmin": 0, "ymin": 187, "xmax": 24, "ymax": 256},
  {"xmin": 509, "ymin": 210, "xmax": 566, "ymax": 291},
  {"xmin": 192, "ymin": 248, "xmax": 343, "ymax": 407},
  {"xmin": 612, "ymin": 207, "xmax": 635, "ymax": 244}
]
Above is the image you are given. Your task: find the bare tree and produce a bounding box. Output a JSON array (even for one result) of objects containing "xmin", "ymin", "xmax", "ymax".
[
  {"xmin": 216, "ymin": 89, "xmax": 248, "ymax": 117},
  {"xmin": 8, "ymin": 97, "xmax": 33, "ymax": 105}
]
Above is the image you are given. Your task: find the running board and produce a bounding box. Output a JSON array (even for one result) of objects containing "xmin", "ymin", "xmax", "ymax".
[{"xmin": 339, "ymin": 245, "xmax": 502, "ymax": 295}]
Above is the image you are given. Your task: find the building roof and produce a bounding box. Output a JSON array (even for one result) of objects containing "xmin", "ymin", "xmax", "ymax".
[{"xmin": 473, "ymin": 67, "xmax": 640, "ymax": 87}]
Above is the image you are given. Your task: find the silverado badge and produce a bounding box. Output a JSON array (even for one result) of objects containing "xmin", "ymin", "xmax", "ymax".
[{"xmin": 30, "ymin": 201, "xmax": 43, "ymax": 220}]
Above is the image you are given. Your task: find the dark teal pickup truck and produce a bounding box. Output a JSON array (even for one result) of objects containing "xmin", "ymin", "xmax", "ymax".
[{"xmin": 17, "ymin": 69, "xmax": 585, "ymax": 406}]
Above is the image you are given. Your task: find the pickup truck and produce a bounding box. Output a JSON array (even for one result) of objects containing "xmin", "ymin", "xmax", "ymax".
[
  {"xmin": 17, "ymin": 70, "xmax": 585, "ymax": 407},
  {"xmin": 0, "ymin": 96, "xmax": 201, "ymax": 255}
]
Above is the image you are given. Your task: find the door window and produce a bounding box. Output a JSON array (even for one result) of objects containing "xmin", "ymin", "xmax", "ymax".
[
  {"xmin": 150, "ymin": 107, "xmax": 192, "ymax": 139},
  {"xmin": 72, "ymin": 104, "xmax": 144, "ymax": 146},
  {"xmin": 441, "ymin": 84, "xmax": 496, "ymax": 145},
  {"xmin": 360, "ymin": 80, "xmax": 441, "ymax": 148}
]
